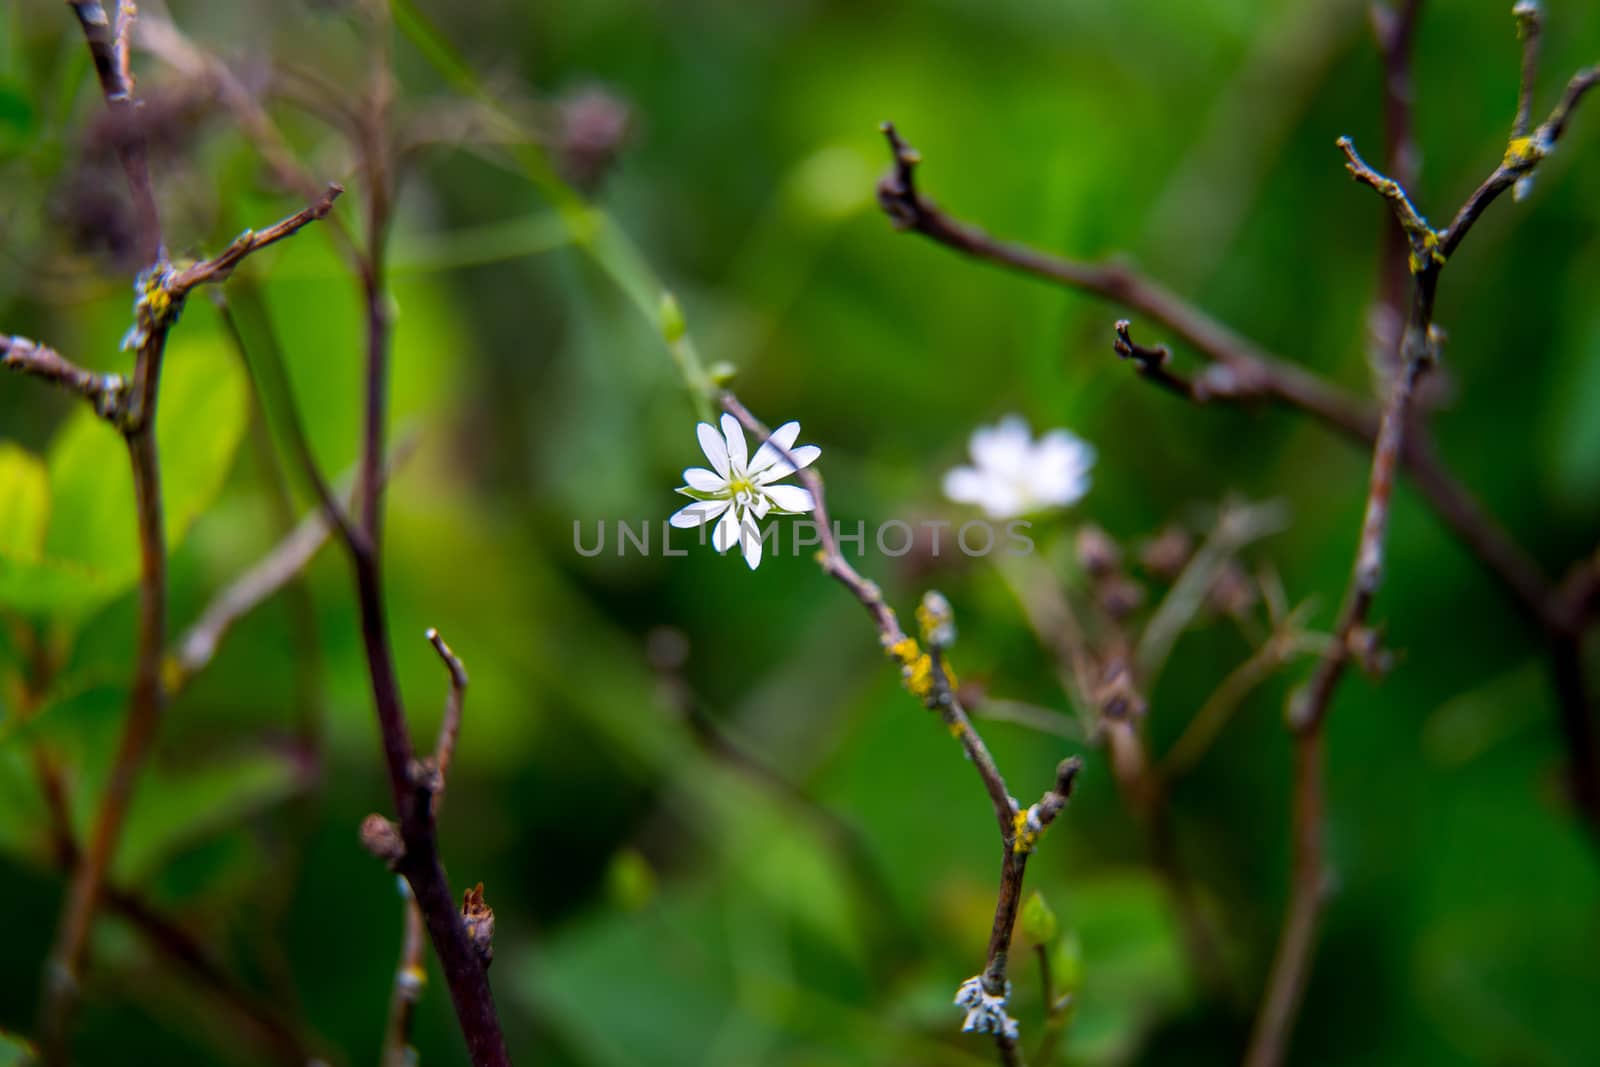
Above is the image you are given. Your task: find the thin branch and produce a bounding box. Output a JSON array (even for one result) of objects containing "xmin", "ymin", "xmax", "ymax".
[
  {"xmin": 167, "ymin": 442, "xmax": 411, "ymax": 690},
  {"xmin": 382, "ymin": 881, "xmax": 430, "ymax": 1067},
  {"xmin": 720, "ymin": 394, "xmax": 1015, "ymax": 830},
  {"xmin": 1336, "ymin": 136, "xmax": 1436, "ymax": 245},
  {"xmin": 1371, "ymin": 0, "xmax": 1425, "ymax": 381},
  {"xmin": 1244, "ymin": 255, "xmax": 1432, "ymax": 1067},
  {"xmin": 1111, "ymin": 320, "xmax": 1195, "ymax": 400},
  {"xmin": 36, "ymin": 21, "xmax": 343, "ymax": 1058},
  {"xmin": 1160, "ymin": 632, "xmax": 1313, "ymax": 781},
  {"xmin": 383, "ymin": 628, "xmax": 469, "ymax": 1067},
  {"xmin": 1513, "ymin": 2, "xmax": 1543, "ymax": 139},
  {"xmin": 1244, "ymin": 730, "xmax": 1328, "ymax": 1067},
  {"xmin": 1245, "ymin": 18, "xmax": 1600, "ymax": 1053},
  {"xmin": 1440, "ymin": 65, "xmax": 1600, "ymax": 258},
  {"xmin": 168, "ymin": 184, "xmax": 344, "ymax": 293},
  {"xmin": 875, "ymin": 122, "xmax": 1555, "ymax": 630},
  {"xmin": 67, "ymin": 0, "xmax": 162, "ymax": 263},
  {"xmin": 1, "ymin": 335, "xmax": 126, "ymax": 418},
  {"xmin": 134, "ymin": 15, "xmax": 362, "ymax": 260},
  {"xmin": 1135, "ymin": 497, "xmax": 1291, "ymax": 685},
  {"xmin": 721, "ymin": 392, "xmax": 1081, "ymax": 1064},
  {"xmin": 326, "ymin": 14, "xmax": 509, "ymax": 1059},
  {"xmin": 426, "ymin": 628, "xmax": 468, "ymax": 783}
]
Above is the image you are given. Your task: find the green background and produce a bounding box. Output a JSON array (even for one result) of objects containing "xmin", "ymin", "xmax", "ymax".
[{"xmin": 1, "ymin": 0, "xmax": 1598, "ymax": 1063}]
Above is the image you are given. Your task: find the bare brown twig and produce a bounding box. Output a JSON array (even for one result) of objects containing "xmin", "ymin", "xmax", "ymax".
[
  {"xmin": 1247, "ymin": 13, "xmax": 1600, "ymax": 1062},
  {"xmin": 34, "ymin": 183, "xmax": 345, "ymax": 1066},
  {"xmin": 720, "ymin": 392, "xmax": 1082, "ymax": 1065},
  {"xmin": 875, "ymin": 121, "xmax": 1558, "ymax": 630},
  {"xmin": 316, "ymin": 11, "xmax": 509, "ymax": 1061},
  {"xmin": 380, "ymin": 628, "xmax": 470, "ymax": 1067},
  {"xmin": 0, "ymin": 335, "xmax": 126, "ymax": 417}
]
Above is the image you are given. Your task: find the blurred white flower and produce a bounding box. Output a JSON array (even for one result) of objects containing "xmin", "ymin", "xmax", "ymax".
[
  {"xmin": 943, "ymin": 415, "xmax": 1095, "ymax": 519},
  {"xmin": 954, "ymin": 976, "xmax": 1019, "ymax": 1040},
  {"xmin": 669, "ymin": 413, "xmax": 820, "ymax": 569}
]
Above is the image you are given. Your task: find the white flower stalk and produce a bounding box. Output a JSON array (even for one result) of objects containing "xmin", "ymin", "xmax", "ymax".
[
  {"xmin": 670, "ymin": 412, "xmax": 820, "ymax": 569},
  {"xmin": 943, "ymin": 415, "xmax": 1095, "ymax": 519},
  {"xmin": 954, "ymin": 976, "xmax": 1019, "ymax": 1041}
]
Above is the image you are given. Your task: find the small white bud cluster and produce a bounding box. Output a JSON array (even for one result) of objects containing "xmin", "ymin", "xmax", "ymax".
[{"xmin": 953, "ymin": 976, "xmax": 1019, "ymax": 1041}]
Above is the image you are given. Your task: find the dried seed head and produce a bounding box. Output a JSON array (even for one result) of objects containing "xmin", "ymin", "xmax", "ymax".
[
  {"xmin": 462, "ymin": 882, "xmax": 496, "ymax": 968},
  {"xmin": 1139, "ymin": 525, "xmax": 1193, "ymax": 580},
  {"xmin": 359, "ymin": 814, "xmax": 405, "ymax": 868},
  {"xmin": 1075, "ymin": 524, "xmax": 1122, "ymax": 578}
]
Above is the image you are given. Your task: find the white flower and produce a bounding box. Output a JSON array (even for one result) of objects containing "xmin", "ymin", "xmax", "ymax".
[
  {"xmin": 954, "ymin": 976, "xmax": 1019, "ymax": 1040},
  {"xmin": 943, "ymin": 415, "xmax": 1095, "ymax": 519},
  {"xmin": 669, "ymin": 412, "xmax": 820, "ymax": 569}
]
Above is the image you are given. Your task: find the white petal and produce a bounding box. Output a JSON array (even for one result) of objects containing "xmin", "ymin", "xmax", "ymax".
[
  {"xmin": 978, "ymin": 486, "xmax": 1025, "ymax": 519},
  {"xmin": 747, "ymin": 493, "xmax": 771, "ymax": 519},
  {"xmin": 943, "ymin": 466, "xmax": 988, "ymax": 504},
  {"xmin": 669, "ymin": 499, "xmax": 728, "ymax": 528},
  {"xmin": 763, "ymin": 483, "xmax": 814, "ymax": 513},
  {"xmin": 970, "ymin": 416, "xmax": 1032, "ymax": 476},
  {"xmin": 1035, "ymin": 430, "xmax": 1095, "ymax": 474},
  {"xmin": 749, "ymin": 421, "xmax": 801, "ymax": 474},
  {"xmin": 720, "ymin": 413, "xmax": 749, "ymax": 472},
  {"xmin": 740, "ymin": 521, "xmax": 764, "ymax": 569},
  {"xmin": 697, "ymin": 422, "xmax": 730, "ymax": 478},
  {"xmin": 757, "ymin": 444, "xmax": 821, "ymax": 481},
  {"xmin": 683, "ymin": 467, "xmax": 726, "ymax": 493},
  {"xmin": 713, "ymin": 505, "xmax": 741, "ymax": 553}
]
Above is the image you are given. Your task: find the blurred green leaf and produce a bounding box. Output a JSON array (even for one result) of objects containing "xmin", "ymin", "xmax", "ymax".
[
  {"xmin": 0, "ymin": 441, "xmax": 47, "ymax": 562},
  {"xmin": 605, "ymin": 846, "xmax": 658, "ymax": 912},
  {"xmin": 112, "ymin": 746, "xmax": 314, "ymax": 882},
  {"xmin": 1064, "ymin": 871, "xmax": 1190, "ymax": 1064},
  {"xmin": 0, "ymin": 1028, "xmax": 37, "ymax": 1065},
  {"xmin": 1021, "ymin": 888, "xmax": 1060, "ymax": 945},
  {"xmin": 2, "ymin": 323, "xmax": 247, "ymax": 617}
]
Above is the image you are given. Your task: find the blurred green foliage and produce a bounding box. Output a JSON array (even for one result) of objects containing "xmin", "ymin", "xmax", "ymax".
[{"xmin": 1, "ymin": 0, "xmax": 1598, "ymax": 1064}]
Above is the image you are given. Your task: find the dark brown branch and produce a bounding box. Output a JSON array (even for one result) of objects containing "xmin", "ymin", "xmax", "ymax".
[
  {"xmin": 1246, "ymin": 27, "xmax": 1600, "ymax": 1053},
  {"xmin": 875, "ymin": 122, "xmax": 1554, "ymax": 630},
  {"xmin": 720, "ymin": 393, "xmax": 1017, "ymax": 831},
  {"xmin": 37, "ymin": 32, "xmax": 342, "ymax": 1060},
  {"xmin": 1440, "ymin": 65, "xmax": 1600, "ymax": 258},
  {"xmin": 1112, "ymin": 320, "xmax": 1195, "ymax": 400},
  {"xmin": 1244, "ymin": 730, "xmax": 1328, "ymax": 1067},
  {"xmin": 426, "ymin": 628, "xmax": 468, "ymax": 783},
  {"xmin": 721, "ymin": 392, "xmax": 1081, "ymax": 1064},
  {"xmin": 1513, "ymin": 2, "xmax": 1543, "ymax": 139},
  {"xmin": 169, "ymin": 184, "xmax": 344, "ymax": 293},
  {"xmin": 1, "ymin": 334, "xmax": 126, "ymax": 418},
  {"xmin": 321, "ymin": 24, "xmax": 508, "ymax": 1059},
  {"xmin": 382, "ymin": 884, "xmax": 430, "ymax": 1067},
  {"xmin": 67, "ymin": 0, "xmax": 162, "ymax": 263},
  {"xmin": 1336, "ymin": 136, "xmax": 1438, "ymax": 266},
  {"xmin": 383, "ymin": 630, "xmax": 467, "ymax": 1067},
  {"xmin": 1371, "ymin": 0, "xmax": 1425, "ymax": 382}
]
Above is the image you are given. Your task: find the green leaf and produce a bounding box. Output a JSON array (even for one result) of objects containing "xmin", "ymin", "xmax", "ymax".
[
  {"xmin": 113, "ymin": 746, "xmax": 313, "ymax": 882},
  {"xmin": 0, "ymin": 442, "xmax": 48, "ymax": 562},
  {"xmin": 0, "ymin": 318, "xmax": 247, "ymax": 617},
  {"xmin": 0, "ymin": 1028, "xmax": 37, "ymax": 1066},
  {"xmin": 1021, "ymin": 889, "xmax": 1060, "ymax": 945},
  {"xmin": 1063, "ymin": 871, "xmax": 1191, "ymax": 1064}
]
